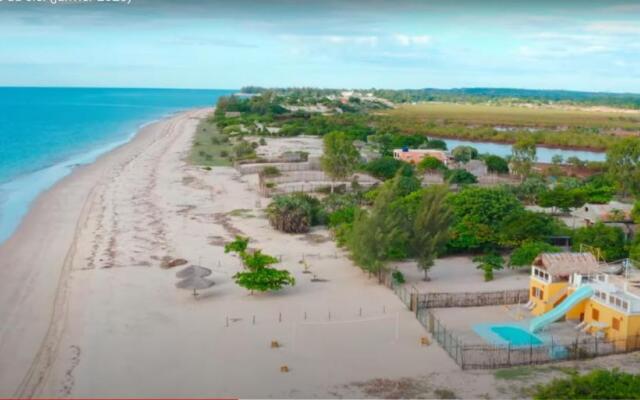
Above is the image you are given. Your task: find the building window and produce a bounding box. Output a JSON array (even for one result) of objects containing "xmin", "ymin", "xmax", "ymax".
[
  {"xmin": 592, "ymin": 308, "xmax": 600, "ymax": 321},
  {"xmin": 531, "ymin": 287, "xmax": 544, "ymax": 300},
  {"xmin": 612, "ymin": 318, "xmax": 620, "ymax": 331}
]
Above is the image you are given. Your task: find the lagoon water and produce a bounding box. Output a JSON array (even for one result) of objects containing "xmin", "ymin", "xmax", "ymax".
[
  {"xmin": 441, "ymin": 138, "xmax": 606, "ymax": 163},
  {"xmin": 0, "ymin": 87, "xmax": 233, "ymax": 244}
]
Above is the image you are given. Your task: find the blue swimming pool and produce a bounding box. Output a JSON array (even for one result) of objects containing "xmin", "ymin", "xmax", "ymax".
[
  {"xmin": 490, "ymin": 326, "xmax": 543, "ymax": 346},
  {"xmin": 473, "ymin": 323, "xmax": 543, "ymax": 347}
]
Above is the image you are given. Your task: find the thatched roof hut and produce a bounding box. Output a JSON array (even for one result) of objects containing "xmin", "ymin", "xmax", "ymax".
[{"xmin": 532, "ymin": 252, "xmax": 600, "ymax": 278}]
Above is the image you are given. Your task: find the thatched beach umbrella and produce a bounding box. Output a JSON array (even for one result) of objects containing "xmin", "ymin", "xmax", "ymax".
[
  {"xmin": 176, "ymin": 275, "xmax": 215, "ymax": 297},
  {"xmin": 176, "ymin": 265, "xmax": 212, "ymax": 279}
]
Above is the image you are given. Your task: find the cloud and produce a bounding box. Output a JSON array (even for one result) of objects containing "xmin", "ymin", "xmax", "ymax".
[
  {"xmin": 325, "ymin": 35, "xmax": 379, "ymax": 47},
  {"xmin": 169, "ymin": 37, "xmax": 258, "ymax": 49},
  {"xmin": 517, "ymin": 44, "xmax": 610, "ymax": 59},
  {"xmin": 586, "ymin": 21, "xmax": 640, "ymax": 35},
  {"xmin": 393, "ymin": 34, "xmax": 431, "ymax": 46}
]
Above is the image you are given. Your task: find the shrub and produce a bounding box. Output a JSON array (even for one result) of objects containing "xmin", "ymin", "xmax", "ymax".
[
  {"xmin": 391, "ymin": 270, "xmax": 406, "ymax": 285},
  {"xmin": 484, "ymin": 155, "xmax": 510, "ymax": 174},
  {"xmin": 533, "ymin": 369, "xmax": 640, "ymax": 400},
  {"xmin": 261, "ymin": 166, "xmax": 281, "ymax": 177},
  {"xmin": 220, "ymin": 150, "xmax": 229, "ymax": 158},
  {"xmin": 259, "ymin": 137, "xmax": 267, "ymax": 146},
  {"xmin": 474, "ymin": 253, "xmax": 504, "ymax": 281},
  {"xmin": 233, "ymin": 140, "xmax": 256, "ymax": 160},
  {"xmin": 445, "ymin": 169, "xmax": 478, "ymax": 184},
  {"xmin": 267, "ymin": 193, "xmax": 325, "ymax": 233},
  {"xmin": 364, "ymin": 156, "xmax": 404, "ymax": 180}
]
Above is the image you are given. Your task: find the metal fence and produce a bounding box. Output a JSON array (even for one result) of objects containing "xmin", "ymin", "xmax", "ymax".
[{"xmin": 417, "ymin": 308, "xmax": 640, "ymax": 370}]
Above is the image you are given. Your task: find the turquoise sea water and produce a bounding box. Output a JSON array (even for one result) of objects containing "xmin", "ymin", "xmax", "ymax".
[{"xmin": 0, "ymin": 87, "xmax": 233, "ymax": 244}]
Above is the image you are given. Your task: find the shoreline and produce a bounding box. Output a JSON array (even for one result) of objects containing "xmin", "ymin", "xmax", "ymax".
[
  {"xmin": 0, "ymin": 110, "xmax": 187, "ymax": 245},
  {"xmin": 0, "ymin": 108, "xmax": 211, "ymax": 396}
]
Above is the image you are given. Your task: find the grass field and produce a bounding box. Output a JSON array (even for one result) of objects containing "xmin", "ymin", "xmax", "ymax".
[
  {"xmin": 384, "ymin": 103, "xmax": 640, "ymax": 130},
  {"xmin": 188, "ymin": 113, "xmax": 233, "ymax": 167},
  {"xmin": 376, "ymin": 102, "xmax": 640, "ymax": 150}
]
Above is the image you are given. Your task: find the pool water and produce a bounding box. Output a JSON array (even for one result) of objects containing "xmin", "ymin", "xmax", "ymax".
[{"xmin": 490, "ymin": 326, "xmax": 543, "ymax": 346}]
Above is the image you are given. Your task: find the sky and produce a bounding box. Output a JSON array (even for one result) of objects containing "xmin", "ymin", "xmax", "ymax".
[{"xmin": 0, "ymin": 0, "xmax": 639, "ymax": 92}]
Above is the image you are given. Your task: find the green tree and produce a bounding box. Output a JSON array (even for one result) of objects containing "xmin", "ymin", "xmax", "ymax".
[
  {"xmin": 538, "ymin": 187, "xmax": 586, "ymax": 214},
  {"xmin": 233, "ymin": 267, "xmax": 296, "ymax": 293},
  {"xmin": 412, "ymin": 185, "xmax": 452, "ymax": 281},
  {"xmin": 498, "ymin": 210, "xmax": 562, "ymax": 247},
  {"xmin": 534, "ymin": 369, "xmax": 640, "ymax": 400},
  {"xmin": 225, "ymin": 236, "xmax": 249, "ymax": 254},
  {"xmin": 225, "ymin": 236, "xmax": 250, "ymax": 266},
  {"xmin": 632, "ymin": 200, "xmax": 640, "ymax": 224},
  {"xmin": 606, "ymin": 137, "xmax": 640, "ymax": 197},
  {"xmin": 510, "ymin": 175, "xmax": 547, "ymax": 204},
  {"xmin": 551, "ymin": 154, "xmax": 564, "ymax": 165},
  {"xmin": 364, "ymin": 156, "xmax": 404, "ymax": 180},
  {"xmin": 321, "ymin": 131, "xmax": 360, "ymax": 193},
  {"xmin": 510, "ymin": 241, "xmax": 560, "ymax": 268},
  {"xmin": 347, "ymin": 172, "xmax": 421, "ymax": 275},
  {"xmin": 242, "ymin": 250, "xmax": 279, "ymax": 271},
  {"xmin": 630, "ymin": 236, "xmax": 640, "ymax": 262},
  {"xmin": 445, "ymin": 169, "xmax": 478, "ymax": 185},
  {"xmin": 511, "ymin": 137, "xmax": 537, "ymax": 178},
  {"xmin": 447, "ymin": 187, "xmax": 523, "ymax": 251},
  {"xmin": 572, "ymin": 222, "xmax": 628, "ymax": 262},
  {"xmin": 451, "ymin": 145, "xmax": 479, "ymax": 163},
  {"xmin": 473, "ymin": 253, "xmax": 504, "ymax": 281},
  {"xmin": 425, "ymin": 139, "xmax": 447, "ymax": 150},
  {"xmin": 484, "ymin": 155, "xmax": 509, "ymax": 174},
  {"xmin": 417, "ymin": 156, "xmax": 446, "ymax": 173},
  {"xmin": 225, "ymin": 239, "xmax": 295, "ymax": 294}
]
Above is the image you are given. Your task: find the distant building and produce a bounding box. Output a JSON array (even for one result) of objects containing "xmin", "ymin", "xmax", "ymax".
[
  {"xmin": 393, "ymin": 148, "xmax": 450, "ymax": 166},
  {"xmin": 225, "ymin": 111, "xmax": 242, "ymax": 118},
  {"xmin": 461, "ymin": 159, "xmax": 488, "ymax": 177},
  {"xmin": 572, "ymin": 201, "xmax": 634, "ymax": 226}
]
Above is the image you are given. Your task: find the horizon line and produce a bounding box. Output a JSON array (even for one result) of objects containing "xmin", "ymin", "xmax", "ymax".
[{"xmin": 0, "ymin": 84, "xmax": 639, "ymax": 96}]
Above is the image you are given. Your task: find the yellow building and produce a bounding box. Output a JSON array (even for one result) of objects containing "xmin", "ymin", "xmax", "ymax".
[
  {"xmin": 528, "ymin": 252, "xmax": 599, "ymax": 316},
  {"xmin": 528, "ymin": 252, "xmax": 640, "ymax": 347}
]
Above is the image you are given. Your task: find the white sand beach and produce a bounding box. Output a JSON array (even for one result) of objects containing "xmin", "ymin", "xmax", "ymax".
[
  {"xmin": 0, "ymin": 109, "xmax": 468, "ymax": 398},
  {"xmin": 6, "ymin": 109, "xmax": 636, "ymax": 398}
]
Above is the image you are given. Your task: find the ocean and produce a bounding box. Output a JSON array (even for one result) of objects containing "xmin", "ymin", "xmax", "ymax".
[{"xmin": 0, "ymin": 87, "xmax": 233, "ymax": 244}]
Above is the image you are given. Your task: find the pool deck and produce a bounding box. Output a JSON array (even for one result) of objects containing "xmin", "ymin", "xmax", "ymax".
[{"xmin": 432, "ymin": 305, "xmax": 591, "ymax": 346}]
